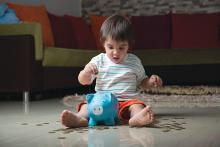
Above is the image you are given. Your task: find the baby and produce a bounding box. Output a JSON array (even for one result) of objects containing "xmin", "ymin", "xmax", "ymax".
[{"xmin": 61, "ymin": 14, "xmax": 162, "ymax": 127}]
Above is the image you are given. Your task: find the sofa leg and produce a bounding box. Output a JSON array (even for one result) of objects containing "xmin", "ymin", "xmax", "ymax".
[{"xmin": 23, "ymin": 91, "xmax": 29, "ymax": 103}]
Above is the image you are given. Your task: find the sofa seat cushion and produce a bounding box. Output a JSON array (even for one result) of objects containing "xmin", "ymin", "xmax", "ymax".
[
  {"xmin": 43, "ymin": 47, "xmax": 101, "ymax": 67},
  {"xmin": 134, "ymin": 48, "xmax": 220, "ymax": 66},
  {"xmin": 43, "ymin": 47, "xmax": 220, "ymax": 67}
]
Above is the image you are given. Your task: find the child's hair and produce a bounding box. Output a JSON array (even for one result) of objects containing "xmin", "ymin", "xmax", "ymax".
[{"xmin": 100, "ymin": 14, "xmax": 134, "ymax": 49}]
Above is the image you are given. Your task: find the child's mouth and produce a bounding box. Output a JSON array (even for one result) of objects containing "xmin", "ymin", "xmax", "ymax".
[
  {"xmin": 113, "ymin": 56, "xmax": 120, "ymax": 60},
  {"xmin": 112, "ymin": 57, "xmax": 120, "ymax": 61}
]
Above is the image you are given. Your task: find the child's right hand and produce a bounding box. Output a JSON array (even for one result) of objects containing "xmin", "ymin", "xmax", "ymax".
[{"xmin": 83, "ymin": 63, "xmax": 98, "ymax": 75}]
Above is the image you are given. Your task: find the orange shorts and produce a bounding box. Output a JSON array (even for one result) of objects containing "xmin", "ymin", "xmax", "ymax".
[{"xmin": 77, "ymin": 98, "xmax": 146, "ymax": 122}]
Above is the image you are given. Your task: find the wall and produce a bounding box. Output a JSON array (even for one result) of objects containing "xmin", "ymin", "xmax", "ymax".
[
  {"xmin": 82, "ymin": 0, "xmax": 220, "ymax": 19},
  {"xmin": 0, "ymin": 0, "xmax": 81, "ymax": 16}
]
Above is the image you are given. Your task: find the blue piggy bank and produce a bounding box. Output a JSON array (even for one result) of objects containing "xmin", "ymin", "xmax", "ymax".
[{"xmin": 86, "ymin": 91, "xmax": 119, "ymax": 126}]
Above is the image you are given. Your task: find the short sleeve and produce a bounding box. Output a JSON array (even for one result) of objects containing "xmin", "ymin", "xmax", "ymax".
[
  {"xmin": 89, "ymin": 53, "xmax": 104, "ymax": 69},
  {"xmin": 135, "ymin": 56, "xmax": 148, "ymax": 85}
]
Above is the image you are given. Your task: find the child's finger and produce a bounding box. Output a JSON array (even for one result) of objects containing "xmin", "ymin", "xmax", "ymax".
[
  {"xmin": 90, "ymin": 64, "xmax": 98, "ymax": 74},
  {"xmin": 154, "ymin": 75, "xmax": 162, "ymax": 87}
]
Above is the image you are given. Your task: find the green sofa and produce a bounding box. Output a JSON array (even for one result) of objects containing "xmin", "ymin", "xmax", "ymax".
[{"xmin": 0, "ymin": 22, "xmax": 220, "ymax": 101}]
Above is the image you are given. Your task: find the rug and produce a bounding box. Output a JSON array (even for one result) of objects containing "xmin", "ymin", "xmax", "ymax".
[
  {"xmin": 139, "ymin": 85, "xmax": 220, "ymax": 95},
  {"xmin": 62, "ymin": 86, "xmax": 220, "ymax": 108}
]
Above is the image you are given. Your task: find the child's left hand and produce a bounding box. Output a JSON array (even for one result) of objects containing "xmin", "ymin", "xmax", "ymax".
[
  {"xmin": 139, "ymin": 75, "xmax": 163, "ymax": 90},
  {"xmin": 148, "ymin": 75, "xmax": 163, "ymax": 88}
]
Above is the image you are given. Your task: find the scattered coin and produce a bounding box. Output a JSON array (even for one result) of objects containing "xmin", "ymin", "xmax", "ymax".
[
  {"xmin": 172, "ymin": 125, "xmax": 185, "ymax": 130},
  {"xmin": 77, "ymin": 131, "xmax": 85, "ymax": 133},
  {"xmin": 48, "ymin": 131, "xmax": 56, "ymax": 134},
  {"xmin": 162, "ymin": 129, "xmax": 170, "ymax": 132},
  {"xmin": 103, "ymin": 126, "xmax": 109, "ymax": 129},
  {"xmin": 174, "ymin": 117, "xmax": 184, "ymax": 119},
  {"xmin": 160, "ymin": 123, "xmax": 172, "ymax": 127},
  {"xmin": 36, "ymin": 124, "xmax": 43, "ymax": 126},
  {"xmin": 146, "ymin": 124, "xmax": 161, "ymax": 128},
  {"xmin": 74, "ymin": 128, "xmax": 84, "ymax": 131},
  {"xmin": 53, "ymin": 128, "xmax": 66, "ymax": 132},
  {"xmin": 173, "ymin": 122, "xmax": 181, "ymax": 125},
  {"xmin": 161, "ymin": 118, "xmax": 169, "ymax": 120},
  {"xmin": 58, "ymin": 137, "xmax": 66, "ymax": 139},
  {"xmin": 172, "ymin": 127, "xmax": 183, "ymax": 130},
  {"xmin": 63, "ymin": 131, "xmax": 72, "ymax": 134}
]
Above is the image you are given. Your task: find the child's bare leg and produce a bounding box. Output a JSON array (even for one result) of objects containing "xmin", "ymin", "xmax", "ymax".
[
  {"xmin": 60, "ymin": 104, "xmax": 88, "ymax": 128},
  {"xmin": 128, "ymin": 104, "xmax": 154, "ymax": 127}
]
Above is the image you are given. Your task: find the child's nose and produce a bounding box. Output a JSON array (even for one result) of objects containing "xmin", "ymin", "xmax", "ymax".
[{"xmin": 113, "ymin": 49, "xmax": 119, "ymax": 55}]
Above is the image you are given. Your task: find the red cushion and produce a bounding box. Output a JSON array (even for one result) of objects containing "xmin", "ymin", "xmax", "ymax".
[
  {"xmin": 131, "ymin": 15, "xmax": 171, "ymax": 50},
  {"xmin": 8, "ymin": 3, "xmax": 54, "ymax": 46},
  {"xmin": 172, "ymin": 13, "xmax": 220, "ymax": 49},
  {"xmin": 65, "ymin": 15, "xmax": 97, "ymax": 50},
  {"xmin": 48, "ymin": 13, "xmax": 76, "ymax": 48},
  {"xmin": 90, "ymin": 15, "xmax": 108, "ymax": 50}
]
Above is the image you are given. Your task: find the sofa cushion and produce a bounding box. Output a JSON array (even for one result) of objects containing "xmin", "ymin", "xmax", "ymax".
[
  {"xmin": 48, "ymin": 13, "xmax": 76, "ymax": 49},
  {"xmin": 0, "ymin": 3, "xmax": 8, "ymax": 17},
  {"xmin": 131, "ymin": 15, "xmax": 171, "ymax": 50},
  {"xmin": 65, "ymin": 15, "xmax": 97, "ymax": 50},
  {"xmin": 0, "ymin": 9, "xmax": 20, "ymax": 24},
  {"xmin": 43, "ymin": 47, "xmax": 220, "ymax": 67},
  {"xmin": 43, "ymin": 47, "xmax": 101, "ymax": 67},
  {"xmin": 172, "ymin": 13, "xmax": 220, "ymax": 49},
  {"xmin": 133, "ymin": 48, "xmax": 220, "ymax": 66},
  {"xmin": 90, "ymin": 15, "xmax": 107, "ymax": 50},
  {"xmin": 8, "ymin": 3, "xmax": 54, "ymax": 46}
]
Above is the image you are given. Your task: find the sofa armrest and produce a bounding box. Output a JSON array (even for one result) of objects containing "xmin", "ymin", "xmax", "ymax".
[{"xmin": 0, "ymin": 22, "xmax": 43, "ymax": 61}]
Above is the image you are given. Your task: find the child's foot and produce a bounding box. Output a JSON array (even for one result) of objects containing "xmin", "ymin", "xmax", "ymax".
[
  {"xmin": 60, "ymin": 110, "xmax": 88, "ymax": 128},
  {"xmin": 128, "ymin": 106, "xmax": 154, "ymax": 127}
]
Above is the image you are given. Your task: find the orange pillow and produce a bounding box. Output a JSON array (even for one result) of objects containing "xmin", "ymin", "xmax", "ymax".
[
  {"xmin": 90, "ymin": 15, "xmax": 107, "ymax": 50},
  {"xmin": 8, "ymin": 3, "xmax": 54, "ymax": 46}
]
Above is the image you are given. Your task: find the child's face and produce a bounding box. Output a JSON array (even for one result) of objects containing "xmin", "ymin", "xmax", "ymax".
[{"xmin": 103, "ymin": 36, "xmax": 129, "ymax": 64}]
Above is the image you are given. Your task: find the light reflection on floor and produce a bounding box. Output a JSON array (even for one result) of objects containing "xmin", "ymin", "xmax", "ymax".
[{"xmin": 0, "ymin": 98, "xmax": 220, "ymax": 147}]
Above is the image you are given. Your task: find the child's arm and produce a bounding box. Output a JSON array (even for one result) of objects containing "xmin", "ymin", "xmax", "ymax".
[
  {"xmin": 139, "ymin": 75, "xmax": 163, "ymax": 89},
  {"xmin": 78, "ymin": 63, "xmax": 98, "ymax": 85}
]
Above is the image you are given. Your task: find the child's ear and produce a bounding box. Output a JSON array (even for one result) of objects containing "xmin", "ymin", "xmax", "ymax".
[{"xmin": 86, "ymin": 94, "xmax": 94, "ymax": 103}]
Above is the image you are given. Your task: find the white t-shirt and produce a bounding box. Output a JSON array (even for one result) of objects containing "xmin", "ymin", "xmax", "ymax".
[{"xmin": 90, "ymin": 53, "xmax": 147, "ymax": 99}]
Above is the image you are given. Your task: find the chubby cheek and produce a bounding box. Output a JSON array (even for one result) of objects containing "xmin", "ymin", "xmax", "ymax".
[{"xmin": 106, "ymin": 52, "xmax": 113, "ymax": 60}]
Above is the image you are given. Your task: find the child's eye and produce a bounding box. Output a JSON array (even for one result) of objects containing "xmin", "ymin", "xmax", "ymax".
[{"xmin": 108, "ymin": 46, "xmax": 113, "ymax": 49}]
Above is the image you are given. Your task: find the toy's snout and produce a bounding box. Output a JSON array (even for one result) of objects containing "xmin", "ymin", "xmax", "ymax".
[{"xmin": 92, "ymin": 105, "xmax": 103, "ymax": 115}]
